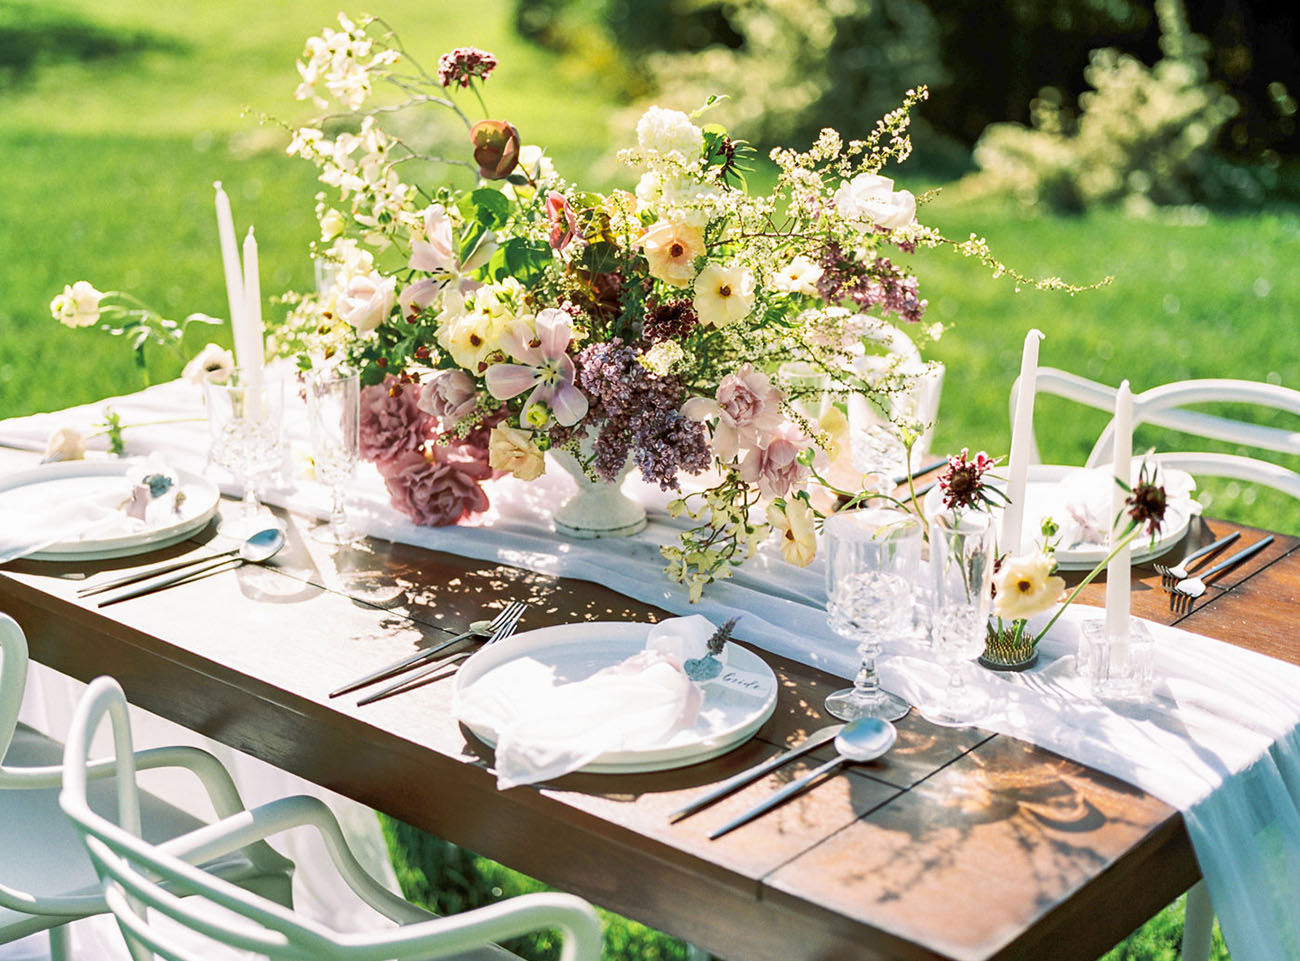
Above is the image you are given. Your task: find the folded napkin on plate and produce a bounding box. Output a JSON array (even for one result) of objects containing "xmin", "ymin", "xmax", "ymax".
[
  {"xmin": 0, "ymin": 456, "xmax": 182, "ymax": 563},
  {"xmin": 1050, "ymin": 463, "xmax": 1199, "ymax": 549},
  {"xmin": 455, "ymin": 615, "xmax": 726, "ymax": 788}
]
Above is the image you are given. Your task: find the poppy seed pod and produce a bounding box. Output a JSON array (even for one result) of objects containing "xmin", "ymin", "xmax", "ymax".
[{"xmin": 469, "ymin": 120, "xmax": 521, "ymax": 180}]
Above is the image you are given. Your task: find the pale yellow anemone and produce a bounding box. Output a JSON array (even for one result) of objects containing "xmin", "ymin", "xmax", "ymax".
[
  {"xmin": 767, "ymin": 496, "xmax": 816, "ymax": 567},
  {"xmin": 993, "ymin": 551, "xmax": 1066, "ymax": 620}
]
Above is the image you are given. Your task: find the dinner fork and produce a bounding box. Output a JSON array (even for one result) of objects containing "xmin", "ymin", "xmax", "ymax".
[
  {"xmin": 1154, "ymin": 531, "xmax": 1241, "ymax": 592},
  {"xmin": 355, "ymin": 601, "xmax": 526, "ymax": 706},
  {"xmin": 1171, "ymin": 536, "xmax": 1274, "ymax": 613}
]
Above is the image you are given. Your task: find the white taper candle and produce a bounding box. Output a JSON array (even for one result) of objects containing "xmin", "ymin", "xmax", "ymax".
[
  {"xmin": 213, "ymin": 182, "xmax": 247, "ymax": 361},
  {"xmin": 241, "ymin": 226, "xmax": 266, "ymax": 374},
  {"xmin": 1105, "ymin": 380, "xmax": 1133, "ymax": 638},
  {"xmin": 1001, "ymin": 328, "xmax": 1044, "ymax": 555}
]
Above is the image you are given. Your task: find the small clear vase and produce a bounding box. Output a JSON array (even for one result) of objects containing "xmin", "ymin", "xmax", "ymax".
[{"xmin": 925, "ymin": 510, "xmax": 996, "ymax": 726}]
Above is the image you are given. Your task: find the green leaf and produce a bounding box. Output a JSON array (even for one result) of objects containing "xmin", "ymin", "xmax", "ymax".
[
  {"xmin": 462, "ymin": 187, "xmax": 510, "ymax": 230},
  {"xmin": 579, "ymin": 240, "xmax": 620, "ymax": 275},
  {"xmin": 496, "ymin": 237, "xmax": 551, "ymax": 286}
]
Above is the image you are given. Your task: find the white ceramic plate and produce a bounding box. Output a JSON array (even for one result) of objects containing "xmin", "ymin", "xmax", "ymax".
[
  {"xmin": 926, "ymin": 463, "xmax": 1193, "ymax": 570},
  {"xmin": 0, "ymin": 460, "xmax": 220, "ymax": 561},
  {"xmin": 455, "ymin": 621, "xmax": 778, "ymax": 774}
]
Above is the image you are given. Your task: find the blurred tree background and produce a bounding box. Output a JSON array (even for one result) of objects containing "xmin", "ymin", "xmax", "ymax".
[{"xmin": 515, "ymin": 0, "xmax": 1299, "ymax": 188}]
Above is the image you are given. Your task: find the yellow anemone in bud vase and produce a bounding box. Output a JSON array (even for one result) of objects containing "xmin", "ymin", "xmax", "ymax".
[{"xmin": 992, "ymin": 550, "xmax": 1066, "ymax": 620}]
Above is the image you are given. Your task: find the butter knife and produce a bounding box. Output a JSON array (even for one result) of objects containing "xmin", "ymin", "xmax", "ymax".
[{"xmin": 668, "ymin": 723, "xmax": 844, "ymax": 822}]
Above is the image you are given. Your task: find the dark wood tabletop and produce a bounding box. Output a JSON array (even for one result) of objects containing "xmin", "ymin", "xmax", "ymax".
[{"xmin": 2, "ymin": 446, "xmax": 1297, "ymax": 961}]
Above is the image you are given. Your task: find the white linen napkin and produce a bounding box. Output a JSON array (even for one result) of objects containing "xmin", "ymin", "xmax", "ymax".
[
  {"xmin": 454, "ymin": 616, "xmax": 721, "ymax": 788},
  {"xmin": 0, "ymin": 456, "xmax": 183, "ymax": 563},
  {"xmin": 1051, "ymin": 462, "xmax": 1199, "ymax": 549},
  {"xmin": 0, "ymin": 485, "xmax": 131, "ymax": 563}
]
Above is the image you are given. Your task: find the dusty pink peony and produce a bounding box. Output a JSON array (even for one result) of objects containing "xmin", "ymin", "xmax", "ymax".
[
  {"xmin": 739, "ymin": 422, "xmax": 811, "ymax": 498},
  {"xmin": 418, "ymin": 369, "xmax": 478, "ymax": 430},
  {"xmin": 682, "ymin": 363, "xmax": 784, "ymax": 462},
  {"xmin": 359, "ymin": 377, "xmax": 434, "ymax": 465},
  {"xmin": 379, "ymin": 446, "xmax": 491, "ymax": 526}
]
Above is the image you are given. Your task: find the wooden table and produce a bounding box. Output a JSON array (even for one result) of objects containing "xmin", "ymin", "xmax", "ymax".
[{"xmin": 3, "ymin": 445, "xmax": 1298, "ymax": 961}]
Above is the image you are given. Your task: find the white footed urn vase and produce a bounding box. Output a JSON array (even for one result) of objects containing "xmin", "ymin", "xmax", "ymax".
[{"xmin": 548, "ymin": 444, "xmax": 647, "ymax": 539}]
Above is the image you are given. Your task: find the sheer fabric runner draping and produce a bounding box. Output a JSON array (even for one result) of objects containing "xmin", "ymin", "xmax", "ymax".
[{"xmin": 2, "ymin": 377, "xmax": 1299, "ymax": 961}]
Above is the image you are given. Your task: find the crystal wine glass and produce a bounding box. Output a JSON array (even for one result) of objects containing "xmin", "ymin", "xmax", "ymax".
[
  {"xmin": 205, "ymin": 367, "xmax": 284, "ymax": 534},
  {"xmin": 925, "ymin": 510, "xmax": 996, "ymax": 727},
  {"xmin": 305, "ymin": 367, "xmax": 360, "ymax": 545},
  {"xmin": 823, "ymin": 507, "xmax": 922, "ymax": 722}
]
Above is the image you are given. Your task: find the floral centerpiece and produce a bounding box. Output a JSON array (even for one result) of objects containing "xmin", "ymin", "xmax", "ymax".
[{"xmin": 267, "ymin": 14, "xmax": 1099, "ymax": 599}]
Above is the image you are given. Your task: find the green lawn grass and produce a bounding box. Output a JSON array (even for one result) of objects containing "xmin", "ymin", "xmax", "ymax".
[{"xmin": 1, "ymin": 3, "xmax": 1290, "ymax": 959}]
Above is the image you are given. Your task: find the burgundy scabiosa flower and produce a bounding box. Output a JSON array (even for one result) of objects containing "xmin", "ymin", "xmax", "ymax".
[
  {"xmin": 938, "ymin": 448, "xmax": 999, "ymax": 511},
  {"xmin": 642, "ymin": 299, "xmax": 699, "ymax": 343},
  {"xmin": 1124, "ymin": 461, "xmax": 1168, "ymax": 537},
  {"xmin": 437, "ymin": 47, "xmax": 498, "ymax": 88}
]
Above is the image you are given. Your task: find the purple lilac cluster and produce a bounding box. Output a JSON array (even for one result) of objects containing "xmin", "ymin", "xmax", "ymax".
[
  {"xmin": 575, "ymin": 340, "xmax": 710, "ymax": 490},
  {"xmin": 436, "ymin": 47, "xmax": 498, "ymax": 88},
  {"xmin": 816, "ymin": 244, "xmax": 927, "ymax": 324}
]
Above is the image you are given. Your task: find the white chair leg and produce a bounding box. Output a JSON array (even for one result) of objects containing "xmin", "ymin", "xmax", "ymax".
[
  {"xmin": 686, "ymin": 944, "xmax": 711, "ymax": 961},
  {"xmin": 1182, "ymin": 880, "xmax": 1214, "ymax": 961},
  {"xmin": 47, "ymin": 924, "xmax": 71, "ymax": 961}
]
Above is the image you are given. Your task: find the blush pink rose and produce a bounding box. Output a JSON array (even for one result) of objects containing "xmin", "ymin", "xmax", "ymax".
[
  {"xmin": 418, "ymin": 369, "xmax": 479, "ymax": 431},
  {"xmin": 739, "ymin": 422, "xmax": 811, "ymax": 498},
  {"xmin": 682, "ymin": 363, "xmax": 785, "ymax": 462},
  {"xmin": 360, "ymin": 377, "xmax": 435, "ymax": 465},
  {"xmin": 379, "ymin": 446, "xmax": 492, "ymax": 526}
]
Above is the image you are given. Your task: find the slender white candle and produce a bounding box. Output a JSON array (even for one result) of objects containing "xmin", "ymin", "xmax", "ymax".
[
  {"xmin": 1001, "ymin": 328, "xmax": 1044, "ymax": 555},
  {"xmin": 213, "ymin": 182, "xmax": 247, "ymax": 362},
  {"xmin": 1105, "ymin": 380, "xmax": 1133, "ymax": 638},
  {"xmin": 241, "ymin": 226, "xmax": 266, "ymax": 374}
]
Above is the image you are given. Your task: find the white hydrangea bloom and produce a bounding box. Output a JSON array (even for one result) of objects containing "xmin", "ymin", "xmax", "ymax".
[{"xmin": 636, "ymin": 106, "xmax": 704, "ymax": 161}]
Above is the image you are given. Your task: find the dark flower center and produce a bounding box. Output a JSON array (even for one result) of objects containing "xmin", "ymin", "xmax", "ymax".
[{"xmin": 669, "ymin": 243, "xmax": 684, "ymax": 258}]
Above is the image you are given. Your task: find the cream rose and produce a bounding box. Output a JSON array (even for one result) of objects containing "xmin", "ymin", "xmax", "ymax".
[
  {"xmin": 833, "ymin": 173, "xmax": 916, "ymax": 231},
  {"xmin": 337, "ymin": 270, "xmax": 396, "ymax": 334},
  {"xmin": 43, "ymin": 427, "xmax": 86, "ymax": 463},
  {"xmin": 488, "ymin": 424, "xmax": 546, "ymax": 481},
  {"xmin": 50, "ymin": 281, "xmax": 104, "ymax": 328}
]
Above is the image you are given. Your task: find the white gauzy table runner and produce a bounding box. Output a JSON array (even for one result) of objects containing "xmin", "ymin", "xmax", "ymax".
[{"xmin": 3, "ymin": 378, "xmax": 1300, "ymax": 961}]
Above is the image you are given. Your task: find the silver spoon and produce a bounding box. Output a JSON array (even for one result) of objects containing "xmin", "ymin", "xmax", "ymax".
[
  {"xmin": 709, "ymin": 717, "xmax": 898, "ymax": 839},
  {"xmin": 78, "ymin": 527, "xmax": 287, "ymax": 597},
  {"xmin": 95, "ymin": 528, "xmax": 288, "ymax": 607}
]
